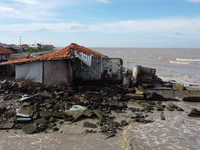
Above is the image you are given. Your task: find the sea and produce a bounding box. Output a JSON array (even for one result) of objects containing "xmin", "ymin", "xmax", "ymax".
[
  {"xmin": 92, "ymin": 48, "xmax": 200, "ymax": 89},
  {"xmin": 92, "ymin": 47, "xmax": 200, "ymax": 150}
]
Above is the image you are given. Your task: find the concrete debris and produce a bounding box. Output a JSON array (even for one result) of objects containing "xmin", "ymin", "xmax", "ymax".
[
  {"xmin": 0, "ymin": 123, "xmax": 15, "ymax": 129},
  {"xmin": 182, "ymin": 96, "xmax": 200, "ymax": 102},
  {"xmin": 0, "ymin": 64, "xmax": 195, "ymax": 137},
  {"xmin": 22, "ymin": 124, "xmax": 37, "ymax": 134},
  {"xmin": 188, "ymin": 108, "xmax": 200, "ymax": 117},
  {"xmin": 83, "ymin": 122, "xmax": 97, "ymax": 128}
]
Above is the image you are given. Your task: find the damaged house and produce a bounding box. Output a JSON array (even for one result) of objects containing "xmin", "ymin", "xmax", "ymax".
[
  {"xmin": 0, "ymin": 46, "xmax": 15, "ymax": 75},
  {"xmin": 0, "ymin": 43, "xmax": 122, "ymax": 85}
]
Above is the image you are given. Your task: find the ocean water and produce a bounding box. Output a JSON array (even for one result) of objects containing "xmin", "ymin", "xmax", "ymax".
[{"xmin": 92, "ymin": 48, "xmax": 200, "ymax": 88}]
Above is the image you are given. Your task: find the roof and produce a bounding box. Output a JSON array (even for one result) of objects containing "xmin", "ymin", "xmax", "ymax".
[
  {"xmin": 0, "ymin": 46, "xmax": 14, "ymax": 54},
  {"xmin": 0, "ymin": 43, "xmax": 102, "ymax": 65},
  {"xmin": 44, "ymin": 45, "xmax": 54, "ymax": 47},
  {"xmin": 21, "ymin": 45, "xmax": 29, "ymax": 48}
]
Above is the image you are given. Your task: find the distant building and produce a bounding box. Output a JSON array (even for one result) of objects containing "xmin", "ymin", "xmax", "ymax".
[
  {"xmin": 0, "ymin": 43, "xmax": 22, "ymax": 53},
  {"xmin": 29, "ymin": 44, "xmax": 39, "ymax": 49},
  {"xmin": 44, "ymin": 45, "xmax": 54, "ymax": 50},
  {"xmin": 0, "ymin": 46, "xmax": 15, "ymax": 75},
  {"xmin": 21, "ymin": 44, "xmax": 29, "ymax": 51}
]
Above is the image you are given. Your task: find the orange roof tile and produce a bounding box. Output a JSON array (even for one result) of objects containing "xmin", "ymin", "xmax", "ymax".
[
  {"xmin": 0, "ymin": 43, "xmax": 102, "ymax": 65},
  {"xmin": 0, "ymin": 46, "xmax": 15, "ymax": 54}
]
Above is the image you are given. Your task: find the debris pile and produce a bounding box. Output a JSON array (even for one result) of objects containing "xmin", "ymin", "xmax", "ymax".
[{"xmin": 0, "ymin": 65, "xmax": 199, "ymax": 138}]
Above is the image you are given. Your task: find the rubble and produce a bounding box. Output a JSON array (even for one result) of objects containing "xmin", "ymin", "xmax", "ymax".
[
  {"xmin": 188, "ymin": 108, "xmax": 200, "ymax": 117},
  {"xmin": 0, "ymin": 64, "xmax": 197, "ymax": 138},
  {"xmin": 182, "ymin": 96, "xmax": 200, "ymax": 102}
]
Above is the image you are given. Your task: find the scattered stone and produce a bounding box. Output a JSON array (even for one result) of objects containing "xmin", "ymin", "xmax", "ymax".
[
  {"xmin": 83, "ymin": 122, "xmax": 97, "ymax": 128},
  {"xmin": 177, "ymin": 107, "xmax": 184, "ymax": 111},
  {"xmin": 125, "ymin": 93, "xmax": 144, "ymax": 100},
  {"xmin": 121, "ymin": 120, "xmax": 129, "ymax": 126},
  {"xmin": 161, "ymin": 112, "xmax": 166, "ymax": 120},
  {"xmin": 22, "ymin": 124, "xmax": 37, "ymax": 134},
  {"xmin": 188, "ymin": 108, "xmax": 200, "ymax": 117}
]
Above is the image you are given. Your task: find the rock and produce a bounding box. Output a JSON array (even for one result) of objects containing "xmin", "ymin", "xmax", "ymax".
[
  {"xmin": 122, "ymin": 75, "xmax": 131, "ymax": 89},
  {"xmin": 168, "ymin": 102, "xmax": 178, "ymax": 109},
  {"xmin": 182, "ymin": 96, "xmax": 200, "ymax": 102},
  {"xmin": 157, "ymin": 105, "xmax": 164, "ymax": 111},
  {"xmin": 144, "ymin": 117, "xmax": 154, "ymax": 123},
  {"xmin": 121, "ymin": 120, "xmax": 129, "ymax": 126},
  {"xmin": 22, "ymin": 124, "xmax": 37, "ymax": 134},
  {"xmin": 161, "ymin": 112, "xmax": 166, "ymax": 120},
  {"xmin": 53, "ymin": 127, "xmax": 59, "ymax": 131},
  {"xmin": 173, "ymin": 83, "xmax": 186, "ymax": 91},
  {"xmin": 83, "ymin": 122, "xmax": 97, "ymax": 128},
  {"xmin": 188, "ymin": 108, "xmax": 200, "ymax": 117},
  {"xmin": 125, "ymin": 93, "xmax": 144, "ymax": 100},
  {"xmin": 177, "ymin": 107, "xmax": 184, "ymax": 111}
]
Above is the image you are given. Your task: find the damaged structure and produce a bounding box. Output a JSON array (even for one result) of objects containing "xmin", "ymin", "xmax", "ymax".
[{"xmin": 0, "ymin": 43, "xmax": 122, "ymax": 85}]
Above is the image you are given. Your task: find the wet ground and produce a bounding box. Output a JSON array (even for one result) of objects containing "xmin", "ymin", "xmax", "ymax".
[{"xmin": 0, "ymin": 75, "xmax": 200, "ymax": 150}]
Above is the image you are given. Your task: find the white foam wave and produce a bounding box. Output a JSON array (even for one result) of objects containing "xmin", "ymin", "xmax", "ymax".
[
  {"xmin": 169, "ymin": 60, "xmax": 191, "ymax": 65},
  {"xmin": 176, "ymin": 58, "xmax": 200, "ymax": 62}
]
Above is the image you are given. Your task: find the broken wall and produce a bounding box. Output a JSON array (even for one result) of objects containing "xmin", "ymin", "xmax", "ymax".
[
  {"xmin": 102, "ymin": 58, "xmax": 123, "ymax": 81},
  {"xmin": 72, "ymin": 56, "xmax": 102, "ymax": 80},
  {"xmin": 72, "ymin": 56, "xmax": 123, "ymax": 82}
]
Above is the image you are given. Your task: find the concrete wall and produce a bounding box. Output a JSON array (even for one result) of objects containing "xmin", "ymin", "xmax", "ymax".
[
  {"xmin": 43, "ymin": 60, "xmax": 71, "ymax": 86},
  {"xmin": 102, "ymin": 58, "xmax": 123, "ymax": 81}
]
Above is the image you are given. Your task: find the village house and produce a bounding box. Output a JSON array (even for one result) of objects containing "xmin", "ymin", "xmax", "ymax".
[
  {"xmin": 0, "ymin": 43, "xmax": 122, "ymax": 85},
  {"xmin": 0, "ymin": 46, "xmax": 15, "ymax": 75},
  {"xmin": 21, "ymin": 44, "xmax": 29, "ymax": 51}
]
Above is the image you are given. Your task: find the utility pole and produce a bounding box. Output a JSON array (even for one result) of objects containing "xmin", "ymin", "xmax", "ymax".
[{"xmin": 19, "ymin": 36, "xmax": 21, "ymax": 46}]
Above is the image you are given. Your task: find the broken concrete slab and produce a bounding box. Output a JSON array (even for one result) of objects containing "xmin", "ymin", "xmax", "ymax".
[
  {"xmin": 83, "ymin": 122, "xmax": 97, "ymax": 128},
  {"xmin": 22, "ymin": 124, "xmax": 37, "ymax": 134},
  {"xmin": 16, "ymin": 108, "xmax": 33, "ymax": 118},
  {"xmin": 182, "ymin": 96, "xmax": 200, "ymax": 102},
  {"xmin": 125, "ymin": 93, "xmax": 144, "ymax": 100},
  {"xmin": 188, "ymin": 108, "xmax": 200, "ymax": 117},
  {"xmin": 133, "ymin": 65, "xmax": 156, "ymax": 83},
  {"xmin": 0, "ymin": 123, "xmax": 15, "ymax": 129}
]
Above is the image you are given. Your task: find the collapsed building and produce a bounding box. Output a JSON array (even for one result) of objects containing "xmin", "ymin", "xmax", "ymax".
[{"xmin": 0, "ymin": 43, "xmax": 123, "ymax": 85}]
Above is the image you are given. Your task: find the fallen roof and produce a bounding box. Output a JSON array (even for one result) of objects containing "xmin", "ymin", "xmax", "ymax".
[
  {"xmin": 0, "ymin": 43, "xmax": 102, "ymax": 65},
  {"xmin": 0, "ymin": 46, "xmax": 15, "ymax": 54}
]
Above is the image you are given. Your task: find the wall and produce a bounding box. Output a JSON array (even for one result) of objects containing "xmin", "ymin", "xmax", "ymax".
[
  {"xmin": 102, "ymin": 58, "xmax": 123, "ymax": 81},
  {"xmin": 43, "ymin": 60, "xmax": 71, "ymax": 86}
]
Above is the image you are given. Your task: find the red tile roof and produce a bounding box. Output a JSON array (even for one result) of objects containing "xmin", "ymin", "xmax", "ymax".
[
  {"xmin": 0, "ymin": 43, "xmax": 102, "ymax": 65},
  {"xmin": 0, "ymin": 46, "xmax": 15, "ymax": 54},
  {"xmin": 21, "ymin": 45, "xmax": 29, "ymax": 48},
  {"xmin": 44, "ymin": 45, "xmax": 54, "ymax": 48}
]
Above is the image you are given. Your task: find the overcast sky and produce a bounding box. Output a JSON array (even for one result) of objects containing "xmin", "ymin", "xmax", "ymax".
[{"xmin": 0, "ymin": 0, "xmax": 200, "ymax": 47}]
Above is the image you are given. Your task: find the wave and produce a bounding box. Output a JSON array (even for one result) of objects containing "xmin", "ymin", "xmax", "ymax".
[
  {"xmin": 176, "ymin": 58, "xmax": 200, "ymax": 62},
  {"xmin": 169, "ymin": 60, "xmax": 191, "ymax": 65}
]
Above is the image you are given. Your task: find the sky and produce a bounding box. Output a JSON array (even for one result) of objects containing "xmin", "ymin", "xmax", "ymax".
[{"xmin": 0, "ymin": 0, "xmax": 200, "ymax": 48}]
